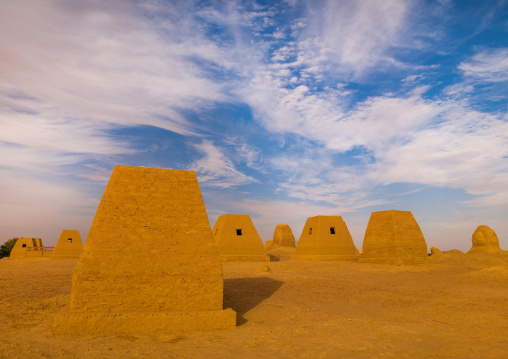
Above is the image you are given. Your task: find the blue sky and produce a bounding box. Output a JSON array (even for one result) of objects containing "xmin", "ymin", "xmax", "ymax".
[{"xmin": 1, "ymin": 0, "xmax": 507, "ymax": 251}]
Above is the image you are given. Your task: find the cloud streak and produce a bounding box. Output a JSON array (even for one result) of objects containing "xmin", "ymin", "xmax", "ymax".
[
  {"xmin": 0, "ymin": 0, "xmax": 232, "ymax": 140},
  {"xmin": 301, "ymin": 0, "xmax": 410, "ymax": 77},
  {"xmin": 188, "ymin": 140, "xmax": 257, "ymax": 188},
  {"xmin": 459, "ymin": 48, "xmax": 508, "ymax": 82}
]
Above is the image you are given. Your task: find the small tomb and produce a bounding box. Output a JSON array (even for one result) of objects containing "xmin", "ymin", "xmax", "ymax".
[
  {"xmin": 212, "ymin": 214, "xmax": 269, "ymax": 262},
  {"xmin": 292, "ymin": 216, "xmax": 359, "ymax": 261},
  {"xmin": 52, "ymin": 230, "xmax": 83, "ymax": 259},
  {"xmin": 10, "ymin": 238, "xmax": 52, "ymax": 258}
]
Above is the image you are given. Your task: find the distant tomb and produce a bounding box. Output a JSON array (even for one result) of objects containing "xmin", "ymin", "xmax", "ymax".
[
  {"xmin": 53, "ymin": 166, "xmax": 236, "ymax": 335},
  {"xmin": 467, "ymin": 225, "xmax": 503, "ymax": 254},
  {"xmin": 430, "ymin": 247, "xmax": 443, "ymax": 256},
  {"xmin": 264, "ymin": 240, "xmax": 274, "ymax": 251},
  {"xmin": 293, "ymin": 216, "xmax": 359, "ymax": 261},
  {"xmin": 10, "ymin": 238, "xmax": 51, "ymax": 258},
  {"xmin": 360, "ymin": 210, "xmax": 431, "ymax": 265},
  {"xmin": 266, "ymin": 224, "xmax": 297, "ymax": 259},
  {"xmin": 273, "ymin": 224, "xmax": 296, "ymax": 248},
  {"xmin": 212, "ymin": 214, "xmax": 269, "ymax": 262},
  {"xmin": 52, "ymin": 230, "xmax": 83, "ymax": 259}
]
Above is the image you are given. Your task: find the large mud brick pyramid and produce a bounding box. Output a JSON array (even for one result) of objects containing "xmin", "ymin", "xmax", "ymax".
[
  {"xmin": 10, "ymin": 238, "xmax": 47, "ymax": 258},
  {"xmin": 467, "ymin": 225, "xmax": 503, "ymax": 254},
  {"xmin": 293, "ymin": 216, "xmax": 359, "ymax": 261},
  {"xmin": 53, "ymin": 166, "xmax": 236, "ymax": 335},
  {"xmin": 212, "ymin": 214, "xmax": 269, "ymax": 262},
  {"xmin": 360, "ymin": 210, "xmax": 431, "ymax": 265},
  {"xmin": 52, "ymin": 230, "xmax": 83, "ymax": 259}
]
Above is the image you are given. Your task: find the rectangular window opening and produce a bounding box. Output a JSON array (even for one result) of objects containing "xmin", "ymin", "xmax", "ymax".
[
  {"xmin": 236, "ymin": 229, "xmax": 242, "ymax": 236},
  {"xmin": 330, "ymin": 227, "xmax": 335, "ymax": 234},
  {"xmin": 67, "ymin": 238, "xmax": 73, "ymax": 243},
  {"xmin": 22, "ymin": 243, "xmax": 27, "ymax": 248},
  {"xmin": 308, "ymin": 228, "xmax": 312, "ymax": 235}
]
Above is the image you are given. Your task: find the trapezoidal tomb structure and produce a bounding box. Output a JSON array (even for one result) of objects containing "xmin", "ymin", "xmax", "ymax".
[
  {"xmin": 53, "ymin": 166, "xmax": 236, "ymax": 335},
  {"xmin": 9, "ymin": 238, "xmax": 52, "ymax": 258},
  {"xmin": 360, "ymin": 210, "xmax": 431, "ymax": 265},
  {"xmin": 292, "ymin": 216, "xmax": 359, "ymax": 261},
  {"xmin": 212, "ymin": 214, "xmax": 269, "ymax": 262},
  {"xmin": 52, "ymin": 230, "xmax": 83, "ymax": 259},
  {"xmin": 467, "ymin": 225, "xmax": 503, "ymax": 254}
]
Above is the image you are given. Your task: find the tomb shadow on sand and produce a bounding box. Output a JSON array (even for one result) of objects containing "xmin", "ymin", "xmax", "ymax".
[{"xmin": 223, "ymin": 277, "xmax": 284, "ymax": 326}]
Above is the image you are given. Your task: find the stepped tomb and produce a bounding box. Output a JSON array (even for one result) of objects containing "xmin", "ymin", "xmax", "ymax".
[
  {"xmin": 212, "ymin": 214, "xmax": 269, "ymax": 262},
  {"xmin": 292, "ymin": 216, "xmax": 359, "ymax": 261},
  {"xmin": 360, "ymin": 210, "xmax": 431, "ymax": 265},
  {"xmin": 53, "ymin": 165, "xmax": 236, "ymax": 335}
]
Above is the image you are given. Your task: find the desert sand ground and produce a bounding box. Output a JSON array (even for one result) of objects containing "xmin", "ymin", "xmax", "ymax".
[{"xmin": 1, "ymin": 253, "xmax": 507, "ymax": 359}]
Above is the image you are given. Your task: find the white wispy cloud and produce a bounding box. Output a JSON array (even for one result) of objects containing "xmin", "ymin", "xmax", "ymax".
[
  {"xmin": 0, "ymin": 0, "xmax": 230, "ymax": 141},
  {"xmin": 442, "ymin": 83, "xmax": 475, "ymax": 97},
  {"xmin": 242, "ymin": 54, "xmax": 508, "ymax": 207},
  {"xmin": 0, "ymin": 142, "xmax": 84, "ymax": 172},
  {"xmin": 0, "ymin": 0, "xmax": 249, "ymax": 195},
  {"xmin": 299, "ymin": 0, "xmax": 410, "ymax": 77},
  {"xmin": 291, "ymin": 94, "xmax": 505, "ymax": 205},
  {"xmin": 188, "ymin": 140, "xmax": 257, "ymax": 188},
  {"xmin": 0, "ymin": 86, "xmax": 131, "ymax": 156},
  {"xmin": 268, "ymin": 143, "xmax": 384, "ymax": 207},
  {"xmin": 459, "ymin": 48, "xmax": 508, "ymax": 82},
  {"xmin": 223, "ymin": 136, "xmax": 265, "ymax": 172},
  {"xmin": 367, "ymin": 105, "xmax": 508, "ymax": 198},
  {"xmin": 76, "ymin": 164, "xmax": 113, "ymax": 182},
  {"xmin": 242, "ymin": 73, "xmax": 348, "ymax": 136}
]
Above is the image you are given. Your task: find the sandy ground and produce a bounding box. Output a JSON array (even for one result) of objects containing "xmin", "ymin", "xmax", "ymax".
[{"xmin": 1, "ymin": 253, "xmax": 507, "ymax": 359}]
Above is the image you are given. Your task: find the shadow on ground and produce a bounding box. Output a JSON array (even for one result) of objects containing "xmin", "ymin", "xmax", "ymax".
[{"xmin": 223, "ymin": 277, "xmax": 284, "ymax": 326}]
